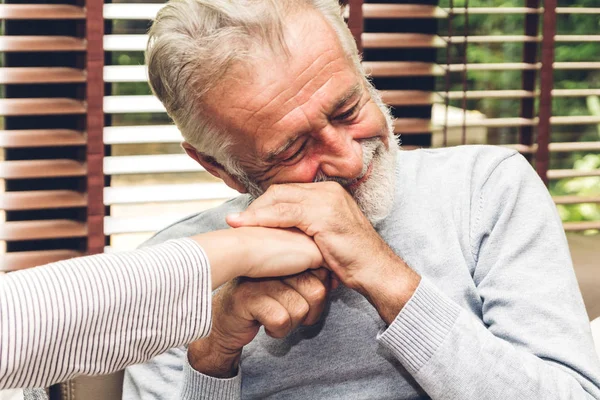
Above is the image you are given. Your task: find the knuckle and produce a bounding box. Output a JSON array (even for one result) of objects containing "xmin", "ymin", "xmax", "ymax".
[
  {"xmin": 293, "ymin": 301, "xmax": 310, "ymax": 320},
  {"xmin": 275, "ymin": 202, "xmax": 290, "ymax": 215},
  {"xmin": 269, "ymin": 311, "xmax": 291, "ymax": 332},
  {"xmin": 306, "ymin": 284, "xmax": 327, "ymax": 305}
]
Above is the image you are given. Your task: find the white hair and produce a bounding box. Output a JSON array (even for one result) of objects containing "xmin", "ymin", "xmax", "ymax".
[{"xmin": 146, "ymin": 0, "xmax": 365, "ymax": 174}]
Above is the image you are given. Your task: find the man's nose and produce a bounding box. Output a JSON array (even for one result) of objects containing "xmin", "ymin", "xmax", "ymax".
[{"xmin": 316, "ymin": 126, "xmax": 363, "ymax": 179}]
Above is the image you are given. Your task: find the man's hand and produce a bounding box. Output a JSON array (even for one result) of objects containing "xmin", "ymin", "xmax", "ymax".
[
  {"xmin": 226, "ymin": 182, "xmax": 420, "ymax": 324},
  {"xmin": 188, "ymin": 268, "xmax": 332, "ymax": 378}
]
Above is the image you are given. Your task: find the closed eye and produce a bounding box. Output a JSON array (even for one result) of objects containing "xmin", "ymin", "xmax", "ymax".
[
  {"xmin": 282, "ymin": 140, "xmax": 308, "ymax": 162},
  {"xmin": 332, "ymin": 104, "xmax": 359, "ymax": 122}
]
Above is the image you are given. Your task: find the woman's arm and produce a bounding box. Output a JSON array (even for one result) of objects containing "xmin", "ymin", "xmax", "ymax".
[{"xmin": 0, "ymin": 227, "xmax": 322, "ymax": 390}]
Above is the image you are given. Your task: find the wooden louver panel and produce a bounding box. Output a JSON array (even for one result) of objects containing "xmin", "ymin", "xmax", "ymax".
[
  {"xmin": 0, "ymin": 129, "xmax": 86, "ymax": 148},
  {"xmin": 0, "ymin": 190, "xmax": 87, "ymax": 211},
  {"xmin": 0, "ymin": 160, "xmax": 87, "ymax": 179},
  {"xmin": 0, "ymin": 5, "xmax": 85, "ymax": 19},
  {"xmin": 0, "ymin": 36, "xmax": 86, "ymax": 52},
  {"xmin": 0, "ymin": 98, "xmax": 86, "ymax": 116},
  {"xmin": 0, "ymin": 250, "xmax": 84, "ymax": 272},
  {"xmin": 0, "ymin": 220, "xmax": 87, "ymax": 241},
  {"xmin": 0, "ymin": 67, "xmax": 86, "ymax": 84},
  {"xmin": 0, "ymin": 0, "xmax": 103, "ymax": 273}
]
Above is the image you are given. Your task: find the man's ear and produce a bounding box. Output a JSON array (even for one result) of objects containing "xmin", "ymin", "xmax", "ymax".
[{"xmin": 181, "ymin": 142, "xmax": 248, "ymax": 193}]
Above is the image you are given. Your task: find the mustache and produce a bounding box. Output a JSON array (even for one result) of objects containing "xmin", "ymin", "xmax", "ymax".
[{"xmin": 312, "ymin": 137, "xmax": 383, "ymax": 187}]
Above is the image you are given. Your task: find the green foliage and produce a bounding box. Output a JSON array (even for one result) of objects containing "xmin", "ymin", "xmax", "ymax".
[{"xmin": 437, "ymin": 0, "xmax": 599, "ymax": 227}]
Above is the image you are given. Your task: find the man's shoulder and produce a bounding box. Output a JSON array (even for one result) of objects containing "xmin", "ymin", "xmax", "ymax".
[
  {"xmin": 397, "ymin": 145, "xmax": 520, "ymax": 183},
  {"xmin": 401, "ymin": 144, "xmax": 517, "ymax": 166},
  {"xmin": 142, "ymin": 194, "xmax": 251, "ymax": 247}
]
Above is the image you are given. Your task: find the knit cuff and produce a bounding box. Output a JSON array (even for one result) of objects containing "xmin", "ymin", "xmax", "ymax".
[
  {"xmin": 180, "ymin": 357, "xmax": 242, "ymax": 400},
  {"xmin": 377, "ymin": 277, "xmax": 461, "ymax": 374}
]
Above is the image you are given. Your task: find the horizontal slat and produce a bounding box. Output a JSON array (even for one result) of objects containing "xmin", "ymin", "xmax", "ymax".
[
  {"xmin": 105, "ymin": 215, "xmax": 189, "ymax": 235},
  {"xmin": 555, "ymin": 35, "xmax": 600, "ymax": 42},
  {"xmin": 381, "ymin": 90, "xmax": 442, "ymax": 106},
  {"xmin": 551, "ymin": 116, "xmax": 600, "ymax": 125},
  {"xmin": 104, "ymin": 154, "xmax": 204, "ymax": 175},
  {"xmin": 362, "ymin": 33, "xmax": 446, "ymax": 49},
  {"xmin": 554, "ymin": 62, "xmax": 600, "ymax": 70},
  {"xmin": 104, "ymin": 34, "xmax": 147, "ymax": 51},
  {"xmin": 0, "ymin": 5, "xmax": 85, "ymax": 20},
  {"xmin": 0, "ymin": 250, "xmax": 84, "ymax": 272},
  {"xmin": 446, "ymin": 35, "xmax": 540, "ymax": 44},
  {"xmin": 449, "ymin": 62, "xmax": 600, "ymax": 72},
  {"xmin": 0, "ymin": 159, "xmax": 86, "ymax": 179},
  {"xmin": 393, "ymin": 119, "xmax": 433, "ymax": 134},
  {"xmin": 554, "ymin": 196, "xmax": 600, "ymax": 205},
  {"xmin": 103, "ymin": 3, "xmax": 163, "ymax": 20},
  {"xmin": 547, "ymin": 169, "xmax": 600, "ymax": 179},
  {"xmin": 363, "ymin": 4, "xmax": 447, "ymax": 19},
  {"xmin": 446, "ymin": 35, "xmax": 600, "ymax": 44},
  {"xmin": 446, "ymin": 7, "xmax": 541, "ymax": 14},
  {"xmin": 429, "ymin": 116, "xmax": 600, "ymax": 130},
  {"xmin": 0, "ymin": 190, "xmax": 87, "ymax": 211},
  {"xmin": 563, "ymin": 221, "xmax": 600, "ymax": 232},
  {"xmin": 364, "ymin": 62, "xmax": 445, "ymax": 77},
  {"xmin": 556, "ymin": 7, "xmax": 600, "ymax": 14},
  {"xmin": 0, "ymin": 36, "xmax": 86, "ymax": 52},
  {"xmin": 104, "ymin": 65, "xmax": 147, "ymax": 82},
  {"xmin": 502, "ymin": 142, "xmax": 600, "ymax": 154},
  {"xmin": 104, "ymin": 183, "xmax": 237, "ymax": 205},
  {"xmin": 447, "ymin": 63, "xmax": 540, "ymax": 72},
  {"xmin": 443, "ymin": 88, "xmax": 600, "ymax": 99},
  {"xmin": 550, "ymin": 142, "xmax": 600, "ymax": 152},
  {"xmin": 394, "ymin": 62, "xmax": 600, "ymax": 75},
  {"xmin": 0, "ymin": 129, "xmax": 86, "ymax": 148},
  {"xmin": 444, "ymin": 90, "xmax": 534, "ymax": 100},
  {"xmin": 104, "ymin": 95, "xmax": 164, "ymax": 113},
  {"xmin": 104, "ymin": 125, "xmax": 181, "ymax": 144},
  {"xmin": 429, "ymin": 117, "xmax": 534, "ymax": 130},
  {"xmin": 0, "ymin": 98, "xmax": 86, "ymax": 116},
  {"xmin": 0, "ymin": 220, "xmax": 87, "ymax": 241},
  {"xmin": 447, "ymin": 7, "xmax": 600, "ymax": 15},
  {"xmin": 0, "ymin": 67, "xmax": 86, "ymax": 84}
]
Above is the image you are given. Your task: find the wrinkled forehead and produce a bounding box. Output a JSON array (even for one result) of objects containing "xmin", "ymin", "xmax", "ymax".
[{"xmin": 200, "ymin": 11, "xmax": 360, "ymax": 156}]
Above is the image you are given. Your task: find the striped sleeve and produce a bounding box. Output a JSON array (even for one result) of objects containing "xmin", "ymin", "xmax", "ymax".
[{"xmin": 0, "ymin": 238, "xmax": 212, "ymax": 390}]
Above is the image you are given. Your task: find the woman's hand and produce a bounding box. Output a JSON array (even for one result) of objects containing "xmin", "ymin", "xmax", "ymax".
[{"xmin": 190, "ymin": 227, "xmax": 324, "ymax": 288}]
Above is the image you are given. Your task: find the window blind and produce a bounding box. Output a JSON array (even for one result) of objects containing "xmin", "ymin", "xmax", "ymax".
[{"xmin": 0, "ymin": 0, "xmax": 104, "ymax": 271}]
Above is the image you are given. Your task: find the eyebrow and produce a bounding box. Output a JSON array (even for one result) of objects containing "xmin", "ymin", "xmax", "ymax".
[
  {"xmin": 332, "ymin": 83, "xmax": 362, "ymax": 113},
  {"xmin": 265, "ymin": 136, "xmax": 298, "ymax": 163},
  {"xmin": 263, "ymin": 83, "xmax": 363, "ymax": 163}
]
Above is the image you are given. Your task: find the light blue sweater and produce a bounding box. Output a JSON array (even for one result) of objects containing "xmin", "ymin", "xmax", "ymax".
[{"xmin": 123, "ymin": 146, "xmax": 600, "ymax": 399}]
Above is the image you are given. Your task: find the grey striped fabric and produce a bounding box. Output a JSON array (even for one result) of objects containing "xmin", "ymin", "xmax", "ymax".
[{"xmin": 0, "ymin": 238, "xmax": 212, "ymax": 390}]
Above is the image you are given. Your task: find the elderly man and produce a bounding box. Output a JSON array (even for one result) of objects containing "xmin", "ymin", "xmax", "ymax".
[{"xmin": 123, "ymin": 0, "xmax": 600, "ymax": 398}]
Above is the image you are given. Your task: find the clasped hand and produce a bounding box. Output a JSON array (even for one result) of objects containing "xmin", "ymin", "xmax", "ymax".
[{"xmin": 188, "ymin": 182, "xmax": 419, "ymax": 378}]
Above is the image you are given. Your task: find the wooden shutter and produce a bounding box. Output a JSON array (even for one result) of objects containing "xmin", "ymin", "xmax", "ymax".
[
  {"xmin": 0, "ymin": 0, "xmax": 104, "ymax": 271},
  {"xmin": 352, "ymin": 0, "xmax": 600, "ymax": 232}
]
